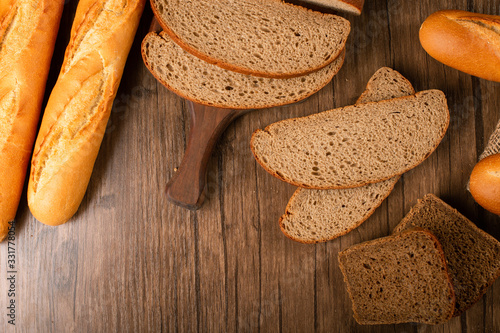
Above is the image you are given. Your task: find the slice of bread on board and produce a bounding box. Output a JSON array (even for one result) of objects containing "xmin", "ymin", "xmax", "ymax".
[
  {"xmin": 280, "ymin": 67, "xmax": 413, "ymax": 243},
  {"xmin": 142, "ymin": 31, "xmax": 345, "ymax": 109},
  {"xmin": 338, "ymin": 228, "xmax": 456, "ymax": 325},
  {"xmin": 251, "ymin": 90, "xmax": 450, "ymax": 189},
  {"xmin": 393, "ymin": 194, "xmax": 500, "ymax": 316},
  {"xmin": 150, "ymin": 0, "xmax": 350, "ymax": 78}
]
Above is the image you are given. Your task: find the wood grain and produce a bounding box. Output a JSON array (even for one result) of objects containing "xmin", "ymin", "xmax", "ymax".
[{"xmin": 1, "ymin": 0, "xmax": 499, "ymax": 332}]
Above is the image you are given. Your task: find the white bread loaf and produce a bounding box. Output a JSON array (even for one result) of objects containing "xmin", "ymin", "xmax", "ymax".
[
  {"xmin": 419, "ymin": 10, "xmax": 500, "ymax": 82},
  {"xmin": 28, "ymin": 0, "xmax": 146, "ymax": 226},
  {"xmin": 0, "ymin": 0, "xmax": 64, "ymax": 241}
]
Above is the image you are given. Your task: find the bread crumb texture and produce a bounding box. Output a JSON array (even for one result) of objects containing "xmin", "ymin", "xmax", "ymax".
[
  {"xmin": 338, "ymin": 229, "xmax": 455, "ymax": 325},
  {"xmin": 151, "ymin": 0, "xmax": 350, "ymax": 77},
  {"xmin": 252, "ymin": 90, "xmax": 449, "ymax": 189},
  {"xmin": 142, "ymin": 32, "xmax": 345, "ymax": 109}
]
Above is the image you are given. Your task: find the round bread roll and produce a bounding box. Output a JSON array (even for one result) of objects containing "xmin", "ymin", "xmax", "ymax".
[
  {"xmin": 419, "ymin": 10, "xmax": 500, "ymax": 82},
  {"xmin": 470, "ymin": 154, "xmax": 500, "ymax": 215}
]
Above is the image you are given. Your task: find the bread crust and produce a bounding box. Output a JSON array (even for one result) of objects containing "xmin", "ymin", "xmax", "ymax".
[
  {"xmin": 27, "ymin": 0, "xmax": 146, "ymax": 226},
  {"xmin": 419, "ymin": 10, "xmax": 500, "ymax": 82},
  {"xmin": 150, "ymin": 0, "xmax": 350, "ymax": 79},
  {"xmin": 0, "ymin": 0, "xmax": 64, "ymax": 241},
  {"xmin": 141, "ymin": 31, "xmax": 345, "ymax": 110},
  {"xmin": 250, "ymin": 90, "xmax": 450, "ymax": 190}
]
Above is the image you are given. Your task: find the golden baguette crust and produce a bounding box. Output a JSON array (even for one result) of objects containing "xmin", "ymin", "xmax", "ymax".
[
  {"xmin": 419, "ymin": 10, "xmax": 500, "ymax": 82},
  {"xmin": 28, "ymin": 0, "xmax": 146, "ymax": 226},
  {"xmin": 0, "ymin": 0, "xmax": 64, "ymax": 241}
]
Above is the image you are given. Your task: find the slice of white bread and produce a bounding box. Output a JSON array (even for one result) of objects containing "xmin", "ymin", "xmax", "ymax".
[
  {"xmin": 338, "ymin": 228, "xmax": 456, "ymax": 325},
  {"xmin": 393, "ymin": 194, "xmax": 500, "ymax": 316},
  {"xmin": 141, "ymin": 31, "xmax": 345, "ymax": 109},
  {"xmin": 287, "ymin": 0, "xmax": 365, "ymax": 15},
  {"xmin": 150, "ymin": 0, "xmax": 350, "ymax": 78},
  {"xmin": 251, "ymin": 90, "xmax": 450, "ymax": 189},
  {"xmin": 280, "ymin": 68, "xmax": 414, "ymax": 243}
]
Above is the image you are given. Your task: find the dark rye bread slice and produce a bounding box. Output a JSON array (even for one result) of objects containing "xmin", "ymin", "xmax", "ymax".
[
  {"xmin": 280, "ymin": 67, "xmax": 414, "ymax": 243},
  {"xmin": 338, "ymin": 228, "xmax": 456, "ymax": 325},
  {"xmin": 141, "ymin": 31, "xmax": 345, "ymax": 109},
  {"xmin": 151, "ymin": 0, "xmax": 350, "ymax": 78},
  {"xmin": 393, "ymin": 194, "xmax": 500, "ymax": 316},
  {"xmin": 251, "ymin": 90, "xmax": 450, "ymax": 189}
]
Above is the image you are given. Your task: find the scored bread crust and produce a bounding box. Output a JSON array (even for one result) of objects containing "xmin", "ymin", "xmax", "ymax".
[
  {"xmin": 0, "ymin": 0, "xmax": 64, "ymax": 241},
  {"xmin": 27, "ymin": 0, "xmax": 146, "ymax": 226},
  {"xmin": 250, "ymin": 90, "xmax": 450, "ymax": 190},
  {"xmin": 150, "ymin": 0, "xmax": 350, "ymax": 79},
  {"xmin": 393, "ymin": 194, "xmax": 500, "ymax": 317},
  {"xmin": 141, "ymin": 31, "xmax": 346, "ymax": 110},
  {"xmin": 338, "ymin": 227, "xmax": 456, "ymax": 325}
]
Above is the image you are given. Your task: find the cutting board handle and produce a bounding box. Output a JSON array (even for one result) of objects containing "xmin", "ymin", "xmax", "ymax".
[{"xmin": 166, "ymin": 101, "xmax": 239, "ymax": 210}]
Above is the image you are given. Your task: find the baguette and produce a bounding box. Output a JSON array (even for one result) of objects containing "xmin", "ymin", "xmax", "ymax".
[
  {"xmin": 419, "ymin": 10, "xmax": 500, "ymax": 82},
  {"xmin": 27, "ymin": 0, "xmax": 146, "ymax": 226},
  {"xmin": 0, "ymin": 1, "xmax": 64, "ymax": 240}
]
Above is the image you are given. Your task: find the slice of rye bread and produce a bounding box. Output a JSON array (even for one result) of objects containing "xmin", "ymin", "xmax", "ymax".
[
  {"xmin": 287, "ymin": 0, "xmax": 365, "ymax": 15},
  {"xmin": 280, "ymin": 68, "xmax": 414, "ymax": 243},
  {"xmin": 251, "ymin": 90, "xmax": 450, "ymax": 189},
  {"xmin": 338, "ymin": 228, "xmax": 456, "ymax": 325},
  {"xmin": 393, "ymin": 194, "xmax": 500, "ymax": 316},
  {"xmin": 141, "ymin": 31, "xmax": 345, "ymax": 109},
  {"xmin": 150, "ymin": 0, "xmax": 350, "ymax": 78}
]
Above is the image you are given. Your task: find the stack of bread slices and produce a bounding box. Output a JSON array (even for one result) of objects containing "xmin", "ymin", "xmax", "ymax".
[
  {"xmin": 141, "ymin": 0, "xmax": 351, "ymax": 110},
  {"xmin": 338, "ymin": 194, "xmax": 500, "ymax": 325},
  {"xmin": 251, "ymin": 67, "xmax": 450, "ymax": 243}
]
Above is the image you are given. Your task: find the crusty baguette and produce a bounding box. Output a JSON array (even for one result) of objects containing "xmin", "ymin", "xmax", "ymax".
[
  {"xmin": 27, "ymin": 0, "xmax": 146, "ymax": 226},
  {"xmin": 150, "ymin": 0, "xmax": 350, "ymax": 78},
  {"xmin": 286, "ymin": 0, "xmax": 365, "ymax": 15},
  {"xmin": 0, "ymin": 0, "xmax": 64, "ymax": 240},
  {"xmin": 251, "ymin": 90, "xmax": 450, "ymax": 189},
  {"xmin": 419, "ymin": 10, "xmax": 500, "ymax": 82},
  {"xmin": 141, "ymin": 31, "xmax": 345, "ymax": 109},
  {"xmin": 338, "ymin": 228, "xmax": 455, "ymax": 325},
  {"xmin": 280, "ymin": 67, "xmax": 414, "ymax": 243},
  {"xmin": 393, "ymin": 194, "xmax": 500, "ymax": 316}
]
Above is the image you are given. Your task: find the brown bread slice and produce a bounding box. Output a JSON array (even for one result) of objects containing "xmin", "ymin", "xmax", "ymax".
[
  {"xmin": 393, "ymin": 194, "xmax": 500, "ymax": 316},
  {"xmin": 251, "ymin": 90, "xmax": 450, "ymax": 189},
  {"xmin": 141, "ymin": 31, "xmax": 345, "ymax": 109},
  {"xmin": 280, "ymin": 67, "xmax": 414, "ymax": 243},
  {"xmin": 288, "ymin": 0, "xmax": 365, "ymax": 15},
  {"xmin": 338, "ymin": 228, "xmax": 456, "ymax": 325},
  {"xmin": 150, "ymin": 0, "xmax": 350, "ymax": 78}
]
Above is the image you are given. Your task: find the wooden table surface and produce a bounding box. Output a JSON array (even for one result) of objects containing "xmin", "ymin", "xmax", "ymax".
[{"xmin": 1, "ymin": 0, "xmax": 500, "ymax": 332}]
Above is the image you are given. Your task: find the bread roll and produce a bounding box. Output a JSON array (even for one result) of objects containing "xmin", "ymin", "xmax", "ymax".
[
  {"xmin": 0, "ymin": 1, "xmax": 64, "ymax": 241},
  {"xmin": 28, "ymin": 0, "xmax": 146, "ymax": 226},
  {"xmin": 419, "ymin": 10, "xmax": 500, "ymax": 82},
  {"xmin": 469, "ymin": 154, "xmax": 500, "ymax": 215}
]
